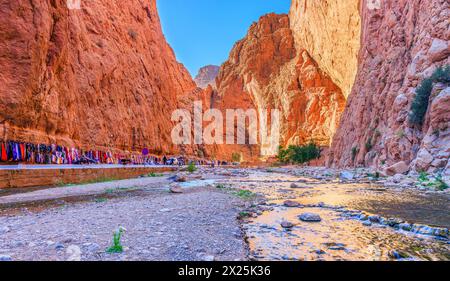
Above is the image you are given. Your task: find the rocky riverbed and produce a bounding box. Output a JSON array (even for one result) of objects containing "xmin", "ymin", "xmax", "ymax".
[
  {"xmin": 0, "ymin": 166, "xmax": 449, "ymax": 261},
  {"xmin": 222, "ymin": 167, "xmax": 450, "ymax": 261}
]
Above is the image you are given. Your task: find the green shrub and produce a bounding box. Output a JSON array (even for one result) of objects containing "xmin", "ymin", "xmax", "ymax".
[
  {"xmin": 231, "ymin": 152, "xmax": 242, "ymax": 163},
  {"xmin": 187, "ymin": 162, "xmax": 197, "ymax": 173},
  {"xmin": 409, "ymin": 65, "xmax": 450, "ymax": 125},
  {"xmin": 277, "ymin": 143, "xmax": 321, "ymax": 164},
  {"xmin": 238, "ymin": 212, "xmax": 251, "ymax": 218},
  {"xmin": 434, "ymin": 175, "xmax": 449, "ymax": 191},
  {"xmin": 365, "ymin": 137, "xmax": 373, "ymax": 152},
  {"xmin": 351, "ymin": 147, "xmax": 359, "ymax": 162},
  {"xmin": 409, "ymin": 78, "xmax": 433, "ymax": 125},
  {"xmin": 106, "ymin": 228, "xmax": 125, "ymax": 253},
  {"xmin": 233, "ymin": 190, "xmax": 255, "ymax": 200},
  {"xmin": 430, "ymin": 65, "xmax": 450, "ymax": 83},
  {"xmin": 418, "ymin": 171, "xmax": 429, "ymax": 183}
]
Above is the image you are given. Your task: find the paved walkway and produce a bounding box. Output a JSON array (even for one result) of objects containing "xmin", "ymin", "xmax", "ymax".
[{"xmin": 0, "ymin": 164, "xmax": 177, "ymax": 171}]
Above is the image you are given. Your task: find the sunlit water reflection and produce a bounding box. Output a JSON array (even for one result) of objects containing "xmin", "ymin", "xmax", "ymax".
[{"xmin": 224, "ymin": 171, "xmax": 450, "ymax": 261}]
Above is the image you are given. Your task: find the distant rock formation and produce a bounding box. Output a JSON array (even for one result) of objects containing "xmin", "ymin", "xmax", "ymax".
[{"xmin": 194, "ymin": 65, "xmax": 220, "ymax": 89}]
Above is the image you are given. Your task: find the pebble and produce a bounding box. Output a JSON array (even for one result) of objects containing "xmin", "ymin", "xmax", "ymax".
[
  {"xmin": 66, "ymin": 245, "xmax": 82, "ymax": 261},
  {"xmin": 339, "ymin": 171, "xmax": 355, "ymax": 181},
  {"xmin": 398, "ymin": 223, "xmax": 413, "ymax": 231},
  {"xmin": 315, "ymin": 249, "xmax": 326, "ymax": 255},
  {"xmin": 175, "ymin": 176, "xmax": 187, "ymax": 183},
  {"xmin": 283, "ymin": 200, "xmax": 301, "ymax": 208},
  {"xmin": 170, "ymin": 186, "xmax": 184, "ymax": 194},
  {"xmin": 202, "ymin": 255, "xmax": 215, "ymax": 261},
  {"xmin": 388, "ymin": 250, "xmax": 409, "ymax": 260},
  {"xmin": 83, "ymin": 242, "xmax": 100, "ymax": 252},
  {"xmin": 0, "ymin": 226, "xmax": 10, "ymax": 235},
  {"xmin": 0, "ymin": 255, "xmax": 12, "ymax": 261},
  {"xmin": 368, "ymin": 215, "xmax": 381, "ymax": 223},
  {"xmin": 280, "ymin": 221, "xmax": 294, "ymax": 229},
  {"xmin": 290, "ymin": 183, "xmax": 308, "ymax": 189}
]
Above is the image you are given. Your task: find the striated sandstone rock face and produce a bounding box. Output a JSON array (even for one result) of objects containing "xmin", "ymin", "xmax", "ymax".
[
  {"xmin": 207, "ymin": 14, "xmax": 345, "ymax": 161},
  {"xmin": 194, "ymin": 65, "xmax": 220, "ymax": 89},
  {"xmin": 0, "ymin": 0, "xmax": 196, "ymax": 154},
  {"xmin": 289, "ymin": 0, "xmax": 361, "ymax": 98},
  {"xmin": 329, "ymin": 0, "xmax": 450, "ymax": 175}
]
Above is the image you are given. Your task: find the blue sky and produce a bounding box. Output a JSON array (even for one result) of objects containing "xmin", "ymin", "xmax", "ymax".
[{"xmin": 157, "ymin": 0, "xmax": 291, "ymax": 76}]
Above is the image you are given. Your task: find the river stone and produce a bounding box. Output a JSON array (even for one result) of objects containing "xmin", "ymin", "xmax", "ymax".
[
  {"xmin": 281, "ymin": 221, "xmax": 294, "ymax": 229},
  {"xmin": 315, "ymin": 249, "xmax": 326, "ymax": 255},
  {"xmin": 290, "ymin": 183, "xmax": 308, "ymax": 189},
  {"xmin": 66, "ymin": 245, "xmax": 82, "ymax": 261},
  {"xmin": 83, "ymin": 242, "xmax": 100, "ymax": 252},
  {"xmin": 324, "ymin": 242, "xmax": 346, "ymax": 251},
  {"xmin": 170, "ymin": 186, "xmax": 184, "ymax": 194},
  {"xmin": 175, "ymin": 176, "xmax": 187, "ymax": 183},
  {"xmin": 385, "ymin": 161, "xmax": 410, "ymax": 176},
  {"xmin": 283, "ymin": 200, "xmax": 301, "ymax": 208},
  {"xmin": 368, "ymin": 215, "xmax": 381, "ymax": 223},
  {"xmin": 415, "ymin": 149, "xmax": 434, "ymax": 170},
  {"xmin": 385, "ymin": 218, "xmax": 404, "ymax": 227},
  {"xmin": 0, "ymin": 226, "xmax": 10, "ymax": 235},
  {"xmin": 432, "ymin": 227, "xmax": 449, "ymax": 238},
  {"xmin": 388, "ymin": 250, "xmax": 409, "ymax": 260},
  {"xmin": 359, "ymin": 214, "xmax": 369, "ymax": 221},
  {"xmin": 398, "ymin": 223, "xmax": 413, "ymax": 231},
  {"xmin": 339, "ymin": 171, "xmax": 355, "ymax": 181},
  {"xmin": 362, "ymin": 221, "xmax": 372, "ymax": 227},
  {"xmin": 0, "ymin": 255, "xmax": 12, "ymax": 261},
  {"xmin": 202, "ymin": 255, "xmax": 215, "ymax": 261},
  {"xmin": 299, "ymin": 213, "xmax": 322, "ymax": 222}
]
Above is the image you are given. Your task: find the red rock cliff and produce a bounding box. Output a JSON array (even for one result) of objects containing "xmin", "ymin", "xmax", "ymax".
[
  {"xmin": 207, "ymin": 14, "xmax": 346, "ymax": 161},
  {"xmin": 328, "ymin": 0, "xmax": 449, "ymax": 175},
  {"xmin": 0, "ymin": 0, "xmax": 196, "ymax": 154}
]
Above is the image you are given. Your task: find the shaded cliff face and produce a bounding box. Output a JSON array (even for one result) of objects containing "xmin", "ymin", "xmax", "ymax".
[
  {"xmin": 208, "ymin": 14, "xmax": 345, "ymax": 161},
  {"xmin": 329, "ymin": 0, "xmax": 450, "ymax": 175},
  {"xmin": 0, "ymin": 0, "xmax": 196, "ymax": 154},
  {"xmin": 289, "ymin": 0, "xmax": 361, "ymax": 98},
  {"xmin": 194, "ymin": 65, "xmax": 220, "ymax": 89}
]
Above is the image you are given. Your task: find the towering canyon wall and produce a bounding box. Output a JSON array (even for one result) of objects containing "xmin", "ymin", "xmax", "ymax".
[
  {"xmin": 207, "ymin": 14, "xmax": 345, "ymax": 161},
  {"xmin": 289, "ymin": 0, "xmax": 361, "ymax": 98},
  {"xmin": 328, "ymin": 0, "xmax": 450, "ymax": 175},
  {"xmin": 0, "ymin": 0, "xmax": 196, "ymax": 154}
]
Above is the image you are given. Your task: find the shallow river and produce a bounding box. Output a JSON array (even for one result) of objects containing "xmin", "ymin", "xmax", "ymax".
[{"xmin": 222, "ymin": 171, "xmax": 450, "ymax": 261}]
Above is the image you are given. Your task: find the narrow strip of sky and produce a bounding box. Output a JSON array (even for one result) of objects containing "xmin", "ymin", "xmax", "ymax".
[{"xmin": 157, "ymin": 0, "xmax": 291, "ymax": 76}]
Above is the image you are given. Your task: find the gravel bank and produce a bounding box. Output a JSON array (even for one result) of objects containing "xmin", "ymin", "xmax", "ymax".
[{"xmin": 0, "ymin": 187, "xmax": 248, "ymax": 261}]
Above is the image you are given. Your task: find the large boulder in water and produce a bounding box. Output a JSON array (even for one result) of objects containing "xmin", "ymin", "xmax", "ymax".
[{"xmin": 298, "ymin": 213, "xmax": 322, "ymax": 222}]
